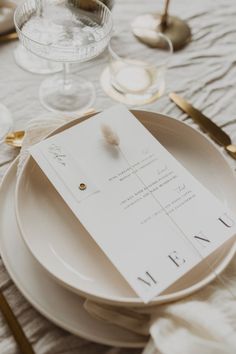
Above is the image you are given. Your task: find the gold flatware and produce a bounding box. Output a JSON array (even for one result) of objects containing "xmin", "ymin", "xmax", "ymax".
[
  {"xmin": 0, "ymin": 1, "xmax": 16, "ymax": 38},
  {"xmin": 0, "ymin": 31, "xmax": 18, "ymax": 43},
  {"xmin": 4, "ymin": 109, "xmax": 96, "ymax": 148},
  {"xmin": 169, "ymin": 92, "xmax": 236, "ymax": 159},
  {"xmin": 0, "ymin": 290, "xmax": 35, "ymax": 354},
  {"xmin": 5, "ymin": 130, "xmax": 25, "ymax": 148}
]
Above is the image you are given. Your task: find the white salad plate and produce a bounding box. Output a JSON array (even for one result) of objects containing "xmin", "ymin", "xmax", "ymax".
[
  {"xmin": 0, "ymin": 160, "xmax": 147, "ymax": 348},
  {"xmin": 15, "ymin": 111, "xmax": 236, "ymax": 306}
]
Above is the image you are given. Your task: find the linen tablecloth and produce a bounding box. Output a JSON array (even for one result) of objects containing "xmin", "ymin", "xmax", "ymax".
[{"xmin": 0, "ymin": 0, "xmax": 236, "ymax": 353}]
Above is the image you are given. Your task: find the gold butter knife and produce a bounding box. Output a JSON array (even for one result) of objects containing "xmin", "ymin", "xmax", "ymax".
[{"xmin": 169, "ymin": 92, "xmax": 236, "ymax": 159}]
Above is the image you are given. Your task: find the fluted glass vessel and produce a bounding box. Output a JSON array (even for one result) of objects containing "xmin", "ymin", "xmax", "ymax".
[{"xmin": 14, "ymin": 0, "xmax": 113, "ymax": 113}]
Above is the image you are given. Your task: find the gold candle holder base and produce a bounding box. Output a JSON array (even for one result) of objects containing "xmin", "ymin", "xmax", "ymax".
[{"xmin": 131, "ymin": 13, "xmax": 191, "ymax": 51}]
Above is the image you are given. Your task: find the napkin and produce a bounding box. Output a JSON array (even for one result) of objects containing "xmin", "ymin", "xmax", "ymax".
[{"xmin": 17, "ymin": 113, "xmax": 236, "ymax": 354}]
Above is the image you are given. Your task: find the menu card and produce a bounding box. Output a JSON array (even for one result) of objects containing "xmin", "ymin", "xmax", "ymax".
[{"xmin": 30, "ymin": 105, "xmax": 236, "ymax": 303}]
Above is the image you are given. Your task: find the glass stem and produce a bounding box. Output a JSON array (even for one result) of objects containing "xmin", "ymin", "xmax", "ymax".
[
  {"xmin": 63, "ymin": 63, "xmax": 72, "ymax": 92},
  {"xmin": 36, "ymin": 0, "xmax": 44, "ymax": 17},
  {"xmin": 161, "ymin": 0, "xmax": 170, "ymax": 28}
]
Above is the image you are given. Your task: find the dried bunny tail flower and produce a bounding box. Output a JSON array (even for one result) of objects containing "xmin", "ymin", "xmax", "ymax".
[{"xmin": 101, "ymin": 123, "xmax": 120, "ymax": 146}]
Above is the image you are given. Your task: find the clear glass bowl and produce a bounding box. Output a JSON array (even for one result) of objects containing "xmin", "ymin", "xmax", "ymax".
[
  {"xmin": 14, "ymin": 0, "xmax": 113, "ymax": 113},
  {"xmin": 101, "ymin": 30, "xmax": 173, "ymax": 106},
  {"xmin": 14, "ymin": 44, "xmax": 62, "ymax": 75}
]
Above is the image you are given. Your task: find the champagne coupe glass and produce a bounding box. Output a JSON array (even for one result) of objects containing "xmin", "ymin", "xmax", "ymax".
[
  {"xmin": 14, "ymin": 0, "xmax": 113, "ymax": 113},
  {"xmin": 14, "ymin": 44, "xmax": 62, "ymax": 75},
  {"xmin": 14, "ymin": 0, "xmax": 62, "ymax": 75}
]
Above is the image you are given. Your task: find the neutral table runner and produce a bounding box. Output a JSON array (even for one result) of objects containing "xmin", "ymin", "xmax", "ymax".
[{"xmin": 1, "ymin": 0, "xmax": 236, "ymax": 353}]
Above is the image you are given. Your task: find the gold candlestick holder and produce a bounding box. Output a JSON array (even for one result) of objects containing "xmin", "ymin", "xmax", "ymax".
[{"xmin": 131, "ymin": 0, "xmax": 191, "ymax": 51}]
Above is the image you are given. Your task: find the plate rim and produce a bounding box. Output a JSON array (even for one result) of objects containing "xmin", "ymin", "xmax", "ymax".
[
  {"xmin": 15, "ymin": 110, "xmax": 236, "ymax": 306},
  {"xmin": 0, "ymin": 158, "xmax": 147, "ymax": 348}
]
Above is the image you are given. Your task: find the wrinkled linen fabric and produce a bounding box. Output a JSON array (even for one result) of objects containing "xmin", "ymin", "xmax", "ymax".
[
  {"xmin": 84, "ymin": 276, "xmax": 236, "ymax": 354},
  {"xmin": 1, "ymin": 0, "xmax": 236, "ymax": 353}
]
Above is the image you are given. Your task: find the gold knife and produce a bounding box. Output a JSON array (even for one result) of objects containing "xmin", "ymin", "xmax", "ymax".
[
  {"xmin": 169, "ymin": 92, "xmax": 236, "ymax": 159},
  {"xmin": 0, "ymin": 32, "xmax": 18, "ymax": 44},
  {"xmin": 0, "ymin": 291, "xmax": 36, "ymax": 354}
]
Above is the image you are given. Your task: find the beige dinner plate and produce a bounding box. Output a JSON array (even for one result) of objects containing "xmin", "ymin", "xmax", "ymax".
[
  {"xmin": 0, "ymin": 159, "xmax": 147, "ymax": 347},
  {"xmin": 16, "ymin": 110, "xmax": 236, "ymax": 306}
]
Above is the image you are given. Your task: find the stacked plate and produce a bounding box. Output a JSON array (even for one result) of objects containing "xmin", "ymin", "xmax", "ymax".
[{"xmin": 1, "ymin": 110, "xmax": 236, "ymax": 348}]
